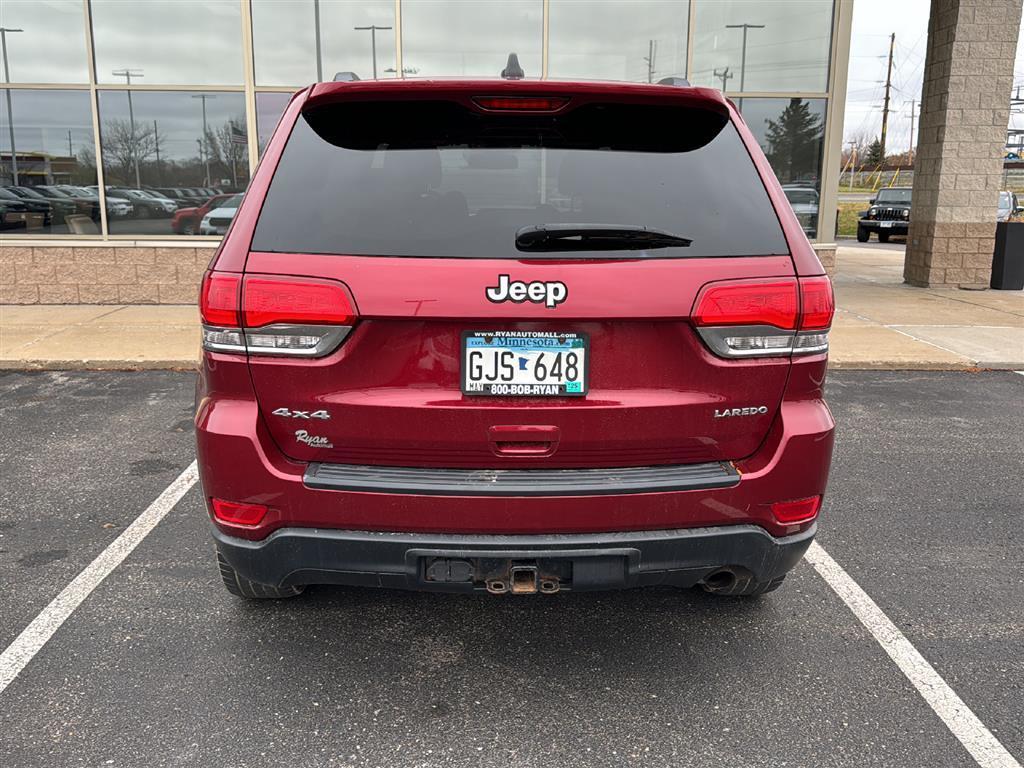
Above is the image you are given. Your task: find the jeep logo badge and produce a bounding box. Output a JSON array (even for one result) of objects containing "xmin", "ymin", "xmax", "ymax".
[{"xmin": 485, "ymin": 274, "xmax": 567, "ymax": 308}]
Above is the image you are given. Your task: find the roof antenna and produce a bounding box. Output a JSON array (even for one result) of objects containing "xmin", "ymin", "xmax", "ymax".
[{"xmin": 501, "ymin": 53, "xmax": 524, "ymax": 80}]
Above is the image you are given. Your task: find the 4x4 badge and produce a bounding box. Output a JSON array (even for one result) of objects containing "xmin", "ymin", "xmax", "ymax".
[
  {"xmin": 272, "ymin": 407, "xmax": 330, "ymax": 420},
  {"xmin": 486, "ymin": 274, "xmax": 567, "ymax": 308}
]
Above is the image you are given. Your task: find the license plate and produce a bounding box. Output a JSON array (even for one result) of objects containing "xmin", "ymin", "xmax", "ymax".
[
  {"xmin": 462, "ymin": 331, "xmax": 588, "ymax": 397},
  {"xmin": 879, "ymin": 221, "xmax": 893, "ymax": 228}
]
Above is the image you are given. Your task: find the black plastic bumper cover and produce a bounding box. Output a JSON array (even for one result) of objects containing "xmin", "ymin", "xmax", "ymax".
[{"xmin": 213, "ymin": 523, "xmax": 815, "ymax": 592}]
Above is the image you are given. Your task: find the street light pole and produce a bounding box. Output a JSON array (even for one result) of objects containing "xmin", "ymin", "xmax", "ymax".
[
  {"xmin": 1, "ymin": 27, "xmax": 24, "ymax": 186},
  {"xmin": 192, "ymin": 94, "xmax": 216, "ymax": 186},
  {"xmin": 313, "ymin": 0, "xmax": 323, "ymax": 82},
  {"xmin": 112, "ymin": 68, "xmax": 144, "ymax": 187},
  {"xmin": 354, "ymin": 25, "xmax": 392, "ymax": 79},
  {"xmin": 724, "ymin": 22, "xmax": 765, "ymax": 109}
]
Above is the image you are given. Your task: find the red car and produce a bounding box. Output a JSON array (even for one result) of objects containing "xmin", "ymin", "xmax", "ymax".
[
  {"xmin": 196, "ymin": 77, "xmax": 835, "ymax": 600},
  {"xmin": 172, "ymin": 193, "xmax": 234, "ymax": 235}
]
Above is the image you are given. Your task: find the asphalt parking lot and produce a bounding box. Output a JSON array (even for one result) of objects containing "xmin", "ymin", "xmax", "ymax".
[{"xmin": 1, "ymin": 370, "xmax": 1022, "ymax": 767}]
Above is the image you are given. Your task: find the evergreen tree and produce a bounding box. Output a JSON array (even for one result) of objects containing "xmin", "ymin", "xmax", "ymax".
[
  {"xmin": 864, "ymin": 137, "xmax": 885, "ymax": 168},
  {"xmin": 763, "ymin": 99, "xmax": 824, "ymax": 184}
]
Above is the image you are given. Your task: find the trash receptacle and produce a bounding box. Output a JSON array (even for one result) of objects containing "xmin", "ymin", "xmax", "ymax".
[{"xmin": 991, "ymin": 222, "xmax": 1024, "ymax": 290}]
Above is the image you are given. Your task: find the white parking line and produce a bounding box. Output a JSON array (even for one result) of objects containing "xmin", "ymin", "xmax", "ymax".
[
  {"xmin": 805, "ymin": 541, "xmax": 1022, "ymax": 768},
  {"xmin": 0, "ymin": 461, "xmax": 198, "ymax": 696}
]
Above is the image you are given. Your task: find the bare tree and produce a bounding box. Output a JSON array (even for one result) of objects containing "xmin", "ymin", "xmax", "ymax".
[
  {"xmin": 212, "ymin": 119, "xmax": 247, "ymax": 188},
  {"xmin": 101, "ymin": 118, "xmax": 160, "ymax": 186}
]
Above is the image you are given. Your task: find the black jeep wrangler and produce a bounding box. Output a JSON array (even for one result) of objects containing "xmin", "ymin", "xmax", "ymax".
[{"xmin": 857, "ymin": 187, "xmax": 911, "ymax": 242}]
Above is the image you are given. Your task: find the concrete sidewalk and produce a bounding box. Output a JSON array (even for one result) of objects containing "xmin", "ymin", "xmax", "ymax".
[{"xmin": 1, "ymin": 244, "xmax": 1021, "ymax": 370}]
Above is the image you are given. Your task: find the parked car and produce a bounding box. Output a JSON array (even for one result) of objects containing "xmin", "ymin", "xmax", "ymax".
[
  {"xmin": 5, "ymin": 185, "xmax": 78, "ymax": 221},
  {"xmin": 0, "ymin": 187, "xmax": 52, "ymax": 227},
  {"xmin": 59, "ymin": 185, "xmax": 133, "ymax": 218},
  {"xmin": 997, "ymin": 190, "xmax": 1022, "ymax": 222},
  {"xmin": 198, "ymin": 193, "xmax": 242, "ymax": 235},
  {"xmin": 782, "ymin": 185, "xmax": 819, "ymax": 238},
  {"xmin": 198, "ymin": 76, "xmax": 834, "ymax": 601},
  {"xmin": 172, "ymin": 193, "xmax": 235, "ymax": 235},
  {"xmin": 0, "ymin": 194, "xmax": 29, "ymax": 231},
  {"xmin": 857, "ymin": 187, "xmax": 912, "ymax": 242},
  {"xmin": 34, "ymin": 185, "xmax": 101, "ymax": 220},
  {"xmin": 105, "ymin": 187, "xmax": 178, "ymax": 218},
  {"xmin": 141, "ymin": 188, "xmax": 184, "ymax": 209}
]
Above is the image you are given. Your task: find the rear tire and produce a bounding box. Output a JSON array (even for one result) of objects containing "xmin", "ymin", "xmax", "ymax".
[
  {"xmin": 702, "ymin": 572, "xmax": 785, "ymax": 597},
  {"xmin": 878, "ymin": 231, "xmax": 891, "ymax": 243},
  {"xmin": 856, "ymin": 225, "xmax": 869, "ymax": 242},
  {"xmin": 217, "ymin": 550, "xmax": 305, "ymax": 599}
]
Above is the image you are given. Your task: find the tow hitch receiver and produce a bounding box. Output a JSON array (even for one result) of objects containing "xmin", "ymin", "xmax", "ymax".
[
  {"xmin": 423, "ymin": 557, "xmax": 563, "ymax": 594},
  {"xmin": 484, "ymin": 560, "xmax": 564, "ymax": 595},
  {"xmin": 510, "ymin": 565, "xmax": 538, "ymax": 594}
]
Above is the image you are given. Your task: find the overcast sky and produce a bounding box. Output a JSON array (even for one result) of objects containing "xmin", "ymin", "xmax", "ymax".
[{"xmin": 845, "ymin": 0, "xmax": 1024, "ymax": 152}]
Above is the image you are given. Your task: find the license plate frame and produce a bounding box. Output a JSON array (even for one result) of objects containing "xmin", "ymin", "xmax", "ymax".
[{"xmin": 461, "ymin": 330, "xmax": 589, "ymax": 397}]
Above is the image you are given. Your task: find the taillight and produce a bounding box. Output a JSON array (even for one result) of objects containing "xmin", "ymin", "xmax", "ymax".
[
  {"xmin": 200, "ymin": 272, "xmax": 241, "ymax": 327},
  {"xmin": 770, "ymin": 495, "xmax": 822, "ymax": 524},
  {"xmin": 200, "ymin": 272, "xmax": 357, "ymax": 357},
  {"xmin": 210, "ymin": 498, "xmax": 268, "ymax": 526},
  {"xmin": 691, "ymin": 276, "xmax": 833, "ymax": 358}
]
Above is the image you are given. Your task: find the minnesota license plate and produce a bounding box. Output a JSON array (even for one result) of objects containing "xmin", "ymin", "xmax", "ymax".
[{"xmin": 462, "ymin": 331, "xmax": 588, "ymax": 397}]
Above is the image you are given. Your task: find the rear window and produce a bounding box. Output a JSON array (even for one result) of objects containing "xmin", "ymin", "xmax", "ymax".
[{"xmin": 252, "ymin": 100, "xmax": 789, "ymax": 259}]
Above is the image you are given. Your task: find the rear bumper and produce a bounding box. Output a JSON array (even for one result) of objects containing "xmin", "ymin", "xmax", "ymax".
[
  {"xmin": 195, "ymin": 356, "xmax": 834, "ymax": 540},
  {"xmin": 214, "ymin": 522, "xmax": 816, "ymax": 592}
]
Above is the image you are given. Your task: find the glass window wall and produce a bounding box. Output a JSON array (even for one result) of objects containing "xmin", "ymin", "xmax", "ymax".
[
  {"xmin": 1, "ymin": 89, "xmax": 97, "ymax": 234},
  {"xmin": 690, "ymin": 0, "xmax": 833, "ymax": 93},
  {"xmin": 98, "ymin": 90, "xmax": 248, "ymax": 235},
  {"xmin": 548, "ymin": 1, "xmax": 688, "ymax": 83},
  {"xmin": 1, "ymin": 1, "xmax": 839, "ymax": 241}
]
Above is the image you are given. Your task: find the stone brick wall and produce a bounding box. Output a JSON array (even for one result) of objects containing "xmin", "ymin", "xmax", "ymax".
[
  {"xmin": 813, "ymin": 244, "xmax": 837, "ymax": 275},
  {"xmin": 2, "ymin": 241, "xmax": 839, "ymax": 304},
  {"xmin": 904, "ymin": 0, "xmax": 1023, "ymax": 288},
  {"xmin": 0, "ymin": 243, "xmax": 217, "ymax": 304}
]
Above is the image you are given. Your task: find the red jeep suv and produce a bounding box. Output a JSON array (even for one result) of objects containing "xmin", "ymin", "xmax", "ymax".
[{"xmin": 196, "ymin": 77, "xmax": 834, "ymax": 599}]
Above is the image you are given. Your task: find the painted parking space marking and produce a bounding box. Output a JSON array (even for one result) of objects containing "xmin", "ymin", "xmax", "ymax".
[
  {"xmin": 0, "ymin": 461, "xmax": 199, "ymax": 696},
  {"xmin": 805, "ymin": 541, "xmax": 1022, "ymax": 768}
]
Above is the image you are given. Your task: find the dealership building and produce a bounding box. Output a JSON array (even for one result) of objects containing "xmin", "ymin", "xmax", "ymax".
[{"xmin": 1, "ymin": 0, "xmax": 1019, "ymax": 301}]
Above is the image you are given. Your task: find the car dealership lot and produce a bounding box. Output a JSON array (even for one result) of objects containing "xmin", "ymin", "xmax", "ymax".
[{"xmin": 1, "ymin": 370, "xmax": 1022, "ymax": 767}]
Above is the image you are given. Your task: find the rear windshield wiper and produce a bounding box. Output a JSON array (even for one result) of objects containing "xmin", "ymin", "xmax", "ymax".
[{"xmin": 515, "ymin": 223, "xmax": 693, "ymax": 252}]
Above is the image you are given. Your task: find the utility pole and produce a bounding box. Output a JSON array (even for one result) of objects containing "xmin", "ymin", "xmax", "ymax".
[
  {"xmin": 152, "ymin": 120, "xmax": 162, "ymax": 184},
  {"xmin": 67, "ymin": 129, "xmax": 73, "ymax": 158},
  {"xmin": 1, "ymin": 27, "xmax": 24, "ymax": 186},
  {"xmin": 725, "ymin": 23, "xmax": 765, "ymax": 109},
  {"xmin": 905, "ymin": 99, "xmax": 918, "ymax": 164},
  {"xmin": 191, "ymin": 94, "xmax": 215, "ymax": 186},
  {"xmin": 880, "ymin": 32, "xmax": 895, "ymax": 162},
  {"xmin": 643, "ymin": 39, "xmax": 657, "ymax": 84},
  {"xmin": 713, "ymin": 66, "xmax": 733, "ymax": 92},
  {"xmin": 354, "ymin": 25, "xmax": 392, "ymax": 79},
  {"xmin": 112, "ymin": 68, "xmax": 144, "ymax": 187},
  {"xmin": 846, "ymin": 140, "xmax": 858, "ymax": 191}
]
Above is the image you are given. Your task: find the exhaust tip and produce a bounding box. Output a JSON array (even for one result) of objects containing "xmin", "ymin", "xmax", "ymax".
[{"xmin": 701, "ymin": 568, "xmax": 738, "ymax": 593}]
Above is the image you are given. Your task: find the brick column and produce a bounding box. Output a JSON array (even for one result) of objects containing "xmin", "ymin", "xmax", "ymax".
[{"xmin": 904, "ymin": 0, "xmax": 1023, "ymax": 288}]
